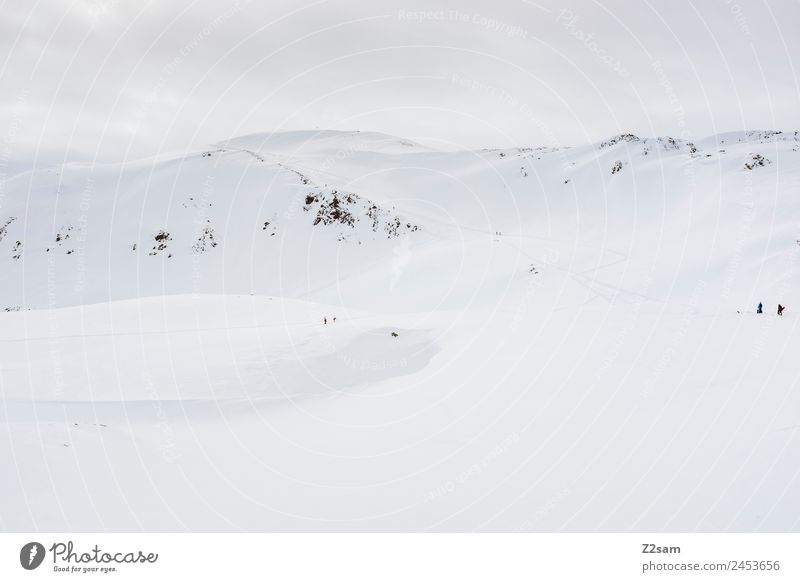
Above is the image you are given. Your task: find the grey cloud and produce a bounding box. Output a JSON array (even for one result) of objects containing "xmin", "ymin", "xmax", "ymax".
[{"xmin": 1, "ymin": 0, "xmax": 798, "ymax": 175}]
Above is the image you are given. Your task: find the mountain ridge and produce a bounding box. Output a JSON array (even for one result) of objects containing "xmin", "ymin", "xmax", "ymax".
[{"xmin": 1, "ymin": 128, "xmax": 798, "ymax": 312}]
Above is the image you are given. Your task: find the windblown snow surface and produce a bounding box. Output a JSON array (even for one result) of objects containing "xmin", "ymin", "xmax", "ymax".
[{"xmin": 2, "ymin": 129, "xmax": 800, "ymax": 531}]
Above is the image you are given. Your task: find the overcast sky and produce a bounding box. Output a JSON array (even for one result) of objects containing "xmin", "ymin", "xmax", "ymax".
[{"xmin": 1, "ymin": 0, "xmax": 798, "ymax": 173}]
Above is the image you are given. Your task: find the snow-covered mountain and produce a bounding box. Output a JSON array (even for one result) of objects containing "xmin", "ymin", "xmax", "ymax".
[
  {"xmin": 2, "ymin": 129, "xmax": 800, "ymax": 532},
  {"xmin": 2, "ymin": 129, "xmax": 798, "ymax": 312}
]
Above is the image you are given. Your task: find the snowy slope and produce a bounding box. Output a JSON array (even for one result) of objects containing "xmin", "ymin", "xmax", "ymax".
[
  {"xmin": 1, "ymin": 129, "xmax": 800, "ymax": 531},
  {"xmin": 2, "ymin": 129, "xmax": 798, "ymax": 313}
]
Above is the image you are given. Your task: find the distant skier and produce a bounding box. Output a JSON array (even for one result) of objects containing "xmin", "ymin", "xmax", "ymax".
[
  {"xmin": 324, "ymin": 316, "xmax": 327, "ymax": 325},
  {"xmin": 778, "ymin": 304, "xmax": 785, "ymax": 316},
  {"xmin": 757, "ymin": 302, "xmax": 763, "ymax": 314},
  {"xmin": 333, "ymin": 316, "xmax": 337, "ymax": 323}
]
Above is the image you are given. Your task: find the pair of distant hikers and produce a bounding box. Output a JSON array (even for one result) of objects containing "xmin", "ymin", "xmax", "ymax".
[{"xmin": 757, "ymin": 302, "xmax": 785, "ymax": 316}]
